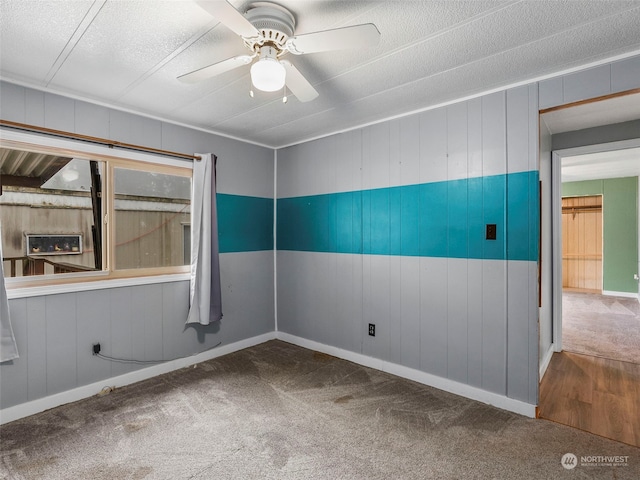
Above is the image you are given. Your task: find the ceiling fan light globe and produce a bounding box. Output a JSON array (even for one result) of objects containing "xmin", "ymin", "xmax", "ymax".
[{"xmin": 250, "ymin": 58, "xmax": 286, "ymax": 92}]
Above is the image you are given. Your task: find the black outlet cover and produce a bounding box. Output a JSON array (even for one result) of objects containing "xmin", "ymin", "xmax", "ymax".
[{"xmin": 486, "ymin": 224, "xmax": 497, "ymax": 240}]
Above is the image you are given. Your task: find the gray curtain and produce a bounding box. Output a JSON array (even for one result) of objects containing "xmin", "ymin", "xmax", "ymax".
[
  {"xmin": 186, "ymin": 153, "xmax": 223, "ymax": 325},
  {"xmin": 0, "ymin": 222, "xmax": 19, "ymax": 362}
]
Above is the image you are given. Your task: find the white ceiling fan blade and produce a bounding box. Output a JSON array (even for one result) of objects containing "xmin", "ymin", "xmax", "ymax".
[
  {"xmin": 195, "ymin": 1, "xmax": 260, "ymax": 38},
  {"xmin": 286, "ymin": 23, "xmax": 380, "ymax": 55},
  {"xmin": 281, "ymin": 61, "xmax": 318, "ymax": 103},
  {"xmin": 178, "ymin": 55, "xmax": 253, "ymax": 84}
]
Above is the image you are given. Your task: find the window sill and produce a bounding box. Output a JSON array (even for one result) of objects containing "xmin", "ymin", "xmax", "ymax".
[{"xmin": 6, "ymin": 273, "xmax": 191, "ymax": 300}]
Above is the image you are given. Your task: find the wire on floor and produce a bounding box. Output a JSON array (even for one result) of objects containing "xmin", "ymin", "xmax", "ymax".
[{"xmin": 94, "ymin": 341, "xmax": 222, "ymax": 365}]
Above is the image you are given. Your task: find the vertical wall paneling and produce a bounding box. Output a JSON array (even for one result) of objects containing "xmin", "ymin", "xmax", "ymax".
[
  {"xmin": 76, "ymin": 290, "xmax": 111, "ymax": 384},
  {"xmin": 26, "ymin": 297, "xmax": 47, "ymax": 401},
  {"xmin": 0, "ymin": 299, "xmax": 27, "ymax": 408},
  {"xmin": 538, "ymin": 56, "xmax": 639, "ymax": 112},
  {"xmin": 528, "ymin": 84, "xmax": 540, "ymax": 403},
  {"xmin": 306, "ymin": 254, "xmax": 328, "ymax": 344},
  {"xmin": 506, "ymin": 261, "xmax": 531, "ymax": 401},
  {"xmin": 447, "ymin": 258, "xmax": 468, "ymax": 383},
  {"xmin": 131, "ymin": 284, "xmax": 164, "ymax": 362},
  {"xmin": 481, "ymin": 92, "xmax": 507, "ymax": 177},
  {"xmin": 161, "ymin": 281, "xmax": 192, "ymax": 360},
  {"xmin": 507, "ymin": 87, "xmax": 530, "ymax": 175},
  {"xmin": 109, "ymin": 287, "xmax": 135, "ymax": 376},
  {"xmin": 506, "ymin": 86, "xmax": 533, "ymax": 401},
  {"xmin": 398, "ymin": 115, "xmax": 421, "ymax": 368},
  {"xmin": 274, "ymin": 254, "xmax": 291, "ymax": 335},
  {"xmin": 333, "ymin": 254, "xmax": 356, "ymax": 352},
  {"xmin": 562, "ymin": 64, "xmax": 611, "ymax": 105},
  {"xmin": 447, "ymin": 102, "xmax": 469, "ymax": 181},
  {"xmin": 419, "ymin": 108, "xmax": 448, "ymax": 184},
  {"xmin": 276, "ymin": 81, "xmax": 545, "ymax": 408},
  {"xmin": 25, "ymin": 89, "xmax": 45, "ymax": 126},
  {"xmin": 309, "ymin": 253, "xmax": 332, "ymax": 346},
  {"xmin": 399, "ymin": 256, "xmax": 421, "ymax": 369},
  {"xmin": 467, "ymin": 98, "xmax": 483, "ymax": 179},
  {"xmin": 399, "ymin": 116, "xmax": 421, "ymax": 186},
  {"xmin": 0, "ymin": 82, "xmax": 26, "ymax": 123},
  {"xmin": 538, "ymin": 76, "xmax": 563, "ymax": 111},
  {"xmin": 288, "ymin": 253, "xmax": 307, "ymax": 341},
  {"xmin": 45, "ymin": 293, "xmax": 77, "ymax": 395},
  {"xmin": 528, "ymin": 261, "xmax": 540, "ymax": 401},
  {"xmin": 528, "ymin": 84, "xmax": 539, "ymax": 172},
  {"xmin": 482, "ymin": 91, "xmax": 507, "ymax": 395},
  {"xmin": 43, "ymin": 93, "xmax": 74, "ymax": 132},
  {"xmin": 1, "ymin": 80, "xmax": 276, "ymax": 413},
  {"xmin": 420, "ymin": 257, "xmax": 448, "ymax": 378},
  {"xmin": 611, "ymin": 55, "xmax": 640, "ymax": 92},
  {"xmin": 75, "ymin": 102, "xmax": 110, "ymax": 138},
  {"xmin": 446, "ymin": 101, "xmax": 469, "ymax": 383},
  {"xmin": 364, "ymin": 256, "xmax": 391, "ymax": 360},
  {"xmin": 388, "ymin": 120, "xmax": 402, "ymax": 365},
  {"xmin": 334, "ymin": 129, "xmax": 362, "ymax": 193},
  {"xmin": 481, "ymin": 260, "xmax": 507, "ymax": 395},
  {"xmin": 108, "ymin": 110, "xmax": 162, "ymax": 149},
  {"xmin": 466, "ymin": 260, "xmax": 484, "ymax": 389}
]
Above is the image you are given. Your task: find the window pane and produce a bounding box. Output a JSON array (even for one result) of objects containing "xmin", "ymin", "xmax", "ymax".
[
  {"xmin": 1, "ymin": 151, "xmax": 103, "ymax": 278},
  {"xmin": 114, "ymin": 168, "xmax": 191, "ymax": 270}
]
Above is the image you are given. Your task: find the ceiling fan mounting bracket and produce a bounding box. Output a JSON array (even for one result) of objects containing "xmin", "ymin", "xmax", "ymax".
[{"xmin": 243, "ymin": 2, "xmax": 295, "ymax": 54}]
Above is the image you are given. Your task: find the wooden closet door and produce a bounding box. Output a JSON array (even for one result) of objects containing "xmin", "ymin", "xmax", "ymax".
[{"xmin": 562, "ymin": 195, "xmax": 602, "ymax": 292}]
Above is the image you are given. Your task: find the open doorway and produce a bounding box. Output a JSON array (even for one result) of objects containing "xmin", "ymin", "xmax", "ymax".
[
  {"xmin": 539, "ymin": 91, "xmax": 640, "ymax": 362},
  {"xmin": 552, "ymin": 142, "xmax": 640, "ymax": 364},
  {"xmin": 538, "ymin": 92, "xmax": 640, "ymax": 447}
]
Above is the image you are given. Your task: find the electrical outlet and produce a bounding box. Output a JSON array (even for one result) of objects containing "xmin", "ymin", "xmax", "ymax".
[
  {"xmin": 486, "ymin": 224, "xmax": 497, "ymax": 240},
  {"xmin": 92, "ymin": 343, "xmax": 101, "ymax": 355},
  {"xmin": 368, "ymin": 324, "xmax": 375, "ymax": 336},
  {"xmin": 634, "ymin": 273, "xmax": 639, "ymax": 281}
]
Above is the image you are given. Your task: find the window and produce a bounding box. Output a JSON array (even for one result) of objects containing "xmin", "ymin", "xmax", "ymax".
[
  {"xmin": 113, "ymin": 166, "xmax": 191, "ymax": 271},
  {"xmin": 1, "ymin": 139, "xmax": 192, "ymax": 288}
]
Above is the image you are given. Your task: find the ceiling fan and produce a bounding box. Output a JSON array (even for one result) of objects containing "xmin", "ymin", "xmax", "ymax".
[{"xmin": 178, "ymin": 1, "xmax": 381, "ymax": 102}]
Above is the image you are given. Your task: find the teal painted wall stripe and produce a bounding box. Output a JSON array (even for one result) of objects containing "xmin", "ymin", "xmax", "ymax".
[
  {"xmin": 277, "ymin": 171, "xmax": 539, "ymax": 261},
  {"xmin": 217, "ymin": 194, "xmax": 273, "ymax": 253}
]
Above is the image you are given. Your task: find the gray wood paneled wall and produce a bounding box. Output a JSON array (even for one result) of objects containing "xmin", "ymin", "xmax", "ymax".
[
  {"xmin": 0, "ymin": 82, "xmax": 275, "ymax": 409},
  {"xmin": 277, "ymin": 54, "xmax": 640, "ymax": 407},
  {"xmin": 277, "ymin": 85, "xmax": 540, "ymax": 405},
  {"xmin": 1, "ymin": 53, "xmax": 638, "ymax": 412}
]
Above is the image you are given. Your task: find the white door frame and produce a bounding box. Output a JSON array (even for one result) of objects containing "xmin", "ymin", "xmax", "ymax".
[{"xmin": 551, "ymin": 138, "xmax": 640, "ymax": 353}]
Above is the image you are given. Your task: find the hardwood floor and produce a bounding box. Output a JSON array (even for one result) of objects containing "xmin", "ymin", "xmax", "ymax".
[{"xmin": 539, "ymin": 351, "xmax": 640, "ymax": 447}]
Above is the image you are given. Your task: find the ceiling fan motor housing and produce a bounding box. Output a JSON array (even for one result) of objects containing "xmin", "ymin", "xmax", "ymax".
[{"xmin": 244, "ymin": 2, "xmax": 296, "ymax": 52}]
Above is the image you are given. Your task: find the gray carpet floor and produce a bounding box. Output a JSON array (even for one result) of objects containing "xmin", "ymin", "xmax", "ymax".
[
  {"xmin": 563, "ymin": 291, "xmax": 640, "ymax": 364},
  {"xmin": 1, "ymin": 340, "xmax": 638, "ymax": 479}
]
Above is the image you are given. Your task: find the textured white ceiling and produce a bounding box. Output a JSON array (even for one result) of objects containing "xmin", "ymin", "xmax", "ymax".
[
  {"xmin": 539, "ymin": 92, "xmax": 640, "ymax": 182},
  {"xmin": 562, "ymin": 146, "xmax": 640, "ymax": 182},
  {"xmin": 543, "ymin": 92, "xmax": 640, "ymax": 135},
  {"xmin": 1, "ymin": 0, "xmax": 640, "ymax": 148}
]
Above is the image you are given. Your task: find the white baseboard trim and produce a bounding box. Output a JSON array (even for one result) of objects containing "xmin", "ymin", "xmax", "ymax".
[
  {"xmin": 602, "ymin": 290, "xmax": 638, "ymax": 299},
  {"xmin": 539, "ymin": 344, "xmax": 555, "ymax": 380},
  {"xmin": 276, "ymin": 332, "xmax": 536, "ymax": 418},
  {"xmin": 0, "ymin": 331, "xmax": 276, "ymax": 425}
]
